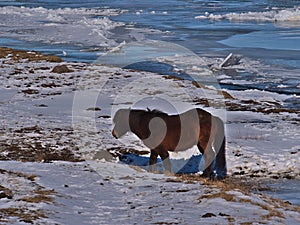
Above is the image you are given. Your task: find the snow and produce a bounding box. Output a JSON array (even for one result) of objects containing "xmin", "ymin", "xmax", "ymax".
[
  {"xmin": 1, "ymin": 160, "xmax": 299, "ymax": 224},
  {"xmin": 195, "ymin": 7, "xmax": 300, "ymax": 23},
  {"xmin": 0, "ymin": 50, "xmax": 299, "ymax": 224}
]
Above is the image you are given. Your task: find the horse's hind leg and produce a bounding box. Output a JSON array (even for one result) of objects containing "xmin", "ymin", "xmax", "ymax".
[
  {"xmin": 213, "ymin": 117, "xmax": 227, "ymax": 179},
  {"xmin": 157, "ymin": 148, "xmax": 172, "ymax": 174},
  {"xmin": 215, "ymin": 140, "xmax": 226, "ymax": 179},
  {"xmin": 197, "ymin": 143, "xmax": 215, "ymax": 178},
  {"xmin": 149, "ymin": 150, "xmax": 158, "ymax": 172},
  {"xmin": 202, "ymin": 147, "xmax": 215, "ymax": 178}
]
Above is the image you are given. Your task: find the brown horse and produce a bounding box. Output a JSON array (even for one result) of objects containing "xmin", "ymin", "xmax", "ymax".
[{"xmin": 112, "ymin": 108, "xmax": 226, "ymax": 178}]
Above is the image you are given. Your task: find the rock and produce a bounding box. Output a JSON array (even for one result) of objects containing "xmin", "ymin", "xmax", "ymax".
[
  {"xmin": 202, "ymin": 213, "xmax": 216, "ymax": 218},
  {"xmin": 219, "ymin": 212, "xmax": 230, "ymax": 217},
  {"xmin": 93, "ymin": 151, "xmax": 114, "ymax": 162},
  {"xmin": 86, "ymin": 107, "xmax": 101, "ymax": 111},
  {"xmin": 0, "ymin": 186, "xmax": 13, "ymax": 199},
  {"xmin": 22, "ymin": 89, "xmax": 40, "ymax": 95},
  {"xmin": 51, "ymin": 65, "xmax": 73, "ymax": 73}
]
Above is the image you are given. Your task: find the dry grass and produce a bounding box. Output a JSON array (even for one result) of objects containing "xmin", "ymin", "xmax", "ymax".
[
  {"xmin": 0, "ymin": 208, "xmax": 47, "ymax": 224},
  {"xmin": 163, "ymin": 74, "xmax": 235, "ymax": 101},
  {"xmin": 0, "ymin": 168, "xmax": 36, "ymax": 181},
  {"xmin": 0, "ymin": 47, "xmax": 62, "ymax": 62},
  {"xmin": 176, "ymin": 174, "xmax": 300, "ymax": 222},
  {"xmin": 161, "ymin": 77, "xmax": 300, "ymax": 115},
  {"xmin": 0, "ymin": 169, "xmax": 56, "ymax": 224},
  {"xmin": 0, "ymin": 138, "xmax": 83, "ymax": 163},
  {"xmin": 176, "ymin": 175, "xmax": 255, "ymax": 194},
  {"xmin": 225, "ymin": 101, "xmax": 299, "ymax": 115},
  {"xmin": 19, "ymin": 195, "xmax": 54, "ymax": 204},
  {"xmin": 19, "ymin": 189, "xmax": 56, "ymax": 204},
  {"xmin": 197, "ymin": 187, "xmax": 287, "ymax": 221}
]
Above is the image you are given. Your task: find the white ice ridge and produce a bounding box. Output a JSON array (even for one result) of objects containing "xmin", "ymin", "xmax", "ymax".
[
  {"xmin": 195, "ymin": 7, "xmax": 300, "ymax": 22},
  {"xmin": 0, "ymin": 6, "xmax": 126, "ymax": 47}
]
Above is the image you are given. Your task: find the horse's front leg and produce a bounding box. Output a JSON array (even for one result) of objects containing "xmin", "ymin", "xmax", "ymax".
[
  {"xmin": 157, "ymin": 149, "xmax": 172, "ymax": 175},
  {"xmin": 149, "ymin": 150, "xmax": 158, "ymax": 172},
  {"xmin": 202, "ymin": 162, "xmax": 213, "ymax": 178}
]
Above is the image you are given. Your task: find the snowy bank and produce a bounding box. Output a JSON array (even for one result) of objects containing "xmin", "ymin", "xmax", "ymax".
[{"xmin": 0, "ymin": 48, "xmax": 299, "ymax": 224}]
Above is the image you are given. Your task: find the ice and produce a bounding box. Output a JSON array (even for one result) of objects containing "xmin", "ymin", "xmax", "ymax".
[
  {"xmin": 220, "ymin": 30, "xmax": 300, "ymax": 51},
  {"xmin": 0, "ymin": 6, "xmax": 125, "ymax": 47},
  {"xmin": 195, "ymin": 7, "xmax": 300, "ymax": 23}
]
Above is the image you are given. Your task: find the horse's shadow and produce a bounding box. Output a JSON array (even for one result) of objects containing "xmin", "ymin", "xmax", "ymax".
[{"xmin": 119, "ymin": 153, "xmax": 226, "ymax": 179}]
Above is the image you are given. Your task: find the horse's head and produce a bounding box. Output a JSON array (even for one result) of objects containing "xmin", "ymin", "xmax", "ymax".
[{"xmin": 112, "ymin": 108, "xmax": 131, "ymax": 138}]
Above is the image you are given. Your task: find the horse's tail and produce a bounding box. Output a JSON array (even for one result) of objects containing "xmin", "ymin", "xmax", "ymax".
[{"xmin": 213, "ymin": 116, "xmax": 227, "ymax": 179}]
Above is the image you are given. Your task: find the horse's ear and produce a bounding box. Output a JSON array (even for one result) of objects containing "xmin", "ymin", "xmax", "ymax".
[{"xmin": 147, "ymin": 107, "xmax": 151, "ymax": 112}]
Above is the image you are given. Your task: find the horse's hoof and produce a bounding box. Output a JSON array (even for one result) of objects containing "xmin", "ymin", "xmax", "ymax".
[
  {"xmin": 203, "ymin": 174, "xmax": 227, "ymax": 181},
  {"xmin": 215, "ymin": 175, "xmax": 227, "ymax": 181},
  {"xmin": 200, "ymin": 172, "xmax": 211, "ymax": 179}
]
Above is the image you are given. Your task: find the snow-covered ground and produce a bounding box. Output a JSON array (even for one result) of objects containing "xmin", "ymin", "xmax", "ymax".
[
  {"xmin": 1, "ymin": 160, "xmax": 300, "ymax": 225},
  {"xmin": 0, "ymin": 48, "xmax": 299, "ymax": 224}
]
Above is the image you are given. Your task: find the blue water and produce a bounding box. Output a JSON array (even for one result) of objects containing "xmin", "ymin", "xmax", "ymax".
[{"xmin": 1, "ymin": 0, "xmax": 299, "ymax": 97}]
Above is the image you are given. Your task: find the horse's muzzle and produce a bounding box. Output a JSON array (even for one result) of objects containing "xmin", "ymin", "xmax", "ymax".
[{"xmin": 112, "ymin": 129, "xmax": 118, "ymax": 138}]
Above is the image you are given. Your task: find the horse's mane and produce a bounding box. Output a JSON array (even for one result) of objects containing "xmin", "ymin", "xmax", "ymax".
[
  {"xmin": 129, "ymin": 107, "xmax": 168, "ymax": 116},
  {"xmin": 146, "ymin": 107, "xmax": 168, "ymax": 116}
]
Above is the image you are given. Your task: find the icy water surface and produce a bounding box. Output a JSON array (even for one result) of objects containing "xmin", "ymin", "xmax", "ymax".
[{"xmin": 0, "ymin": 0, "xmax": 299, "ymax": 96}]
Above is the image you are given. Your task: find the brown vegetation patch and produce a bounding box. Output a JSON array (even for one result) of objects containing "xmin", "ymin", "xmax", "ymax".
[
  {"xmin": 163, "ymin": 75, "xmax": 184, "ymax": 81},
  {"xmin": 176, "ymin": 174, "xmax": 300, "ymax": 221},
  {"xmin": 14, "ymin": 125, "xmax": 42, "ymax": 134},
  {"xmin": 0, "ymin": 168, "xmax": 36, "ymax": 181},
  {"xmin": 197, "ymin": 188, "xmax": 287, "ymax": 221},
  {"xmin": 0, "ymin": 208, "xmax": 47, "ymax": 224},
  {"xmin": 21, "ymin": 89, "xmax": 40, "ymax": 95},
  {"xmin": 225, "ymin": 101, "xmax": 299, "ymax": 115},
  {"xmin": 0, "ymin": 169, "xmax": 56, "ymax": 224},
  {"xmin": 40, "ymin": 82, "xmax": 62, "ymax": 88},
  {"xmin": 0, "ymin": 47, "xmax": 62, "ymax": 62},
  {"xmin": 221, "ymin": 90, "xmax": 235, "ymax": 99},
  {"xmin": 86, "ymin": 107, "xmax": 101, "ymax": 111},
  {"xmin": 51, "ymin": 65, "xmax": 74, "ymax": 73},
  {"xmin": 19, "ymin": 194, "xmax": 54, "ymax": 204},
  {"xmin": 0, "ymin": 141, "xmax": 82, "ymax": 163},
  {"xmin": 163, "ymin": 75, "xmax": 235, "ymax": 100},
  {"xmin": 193, "ymin": 98, "xmax": 210, "ymax": 107},
  {"xmin": 18, "ymin": 187, "xmax": 56, "ymax": 204}
]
